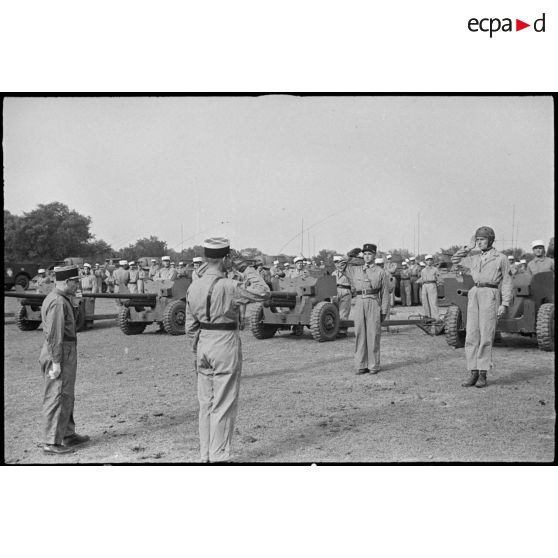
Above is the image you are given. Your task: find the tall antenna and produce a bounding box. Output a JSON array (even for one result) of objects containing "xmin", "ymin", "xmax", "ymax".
[
  {"xmin": 413, "ymin": 225, "xmax": 416, "ymax": 255},
  {"xmin": 417, "ymin": 212, "xmax": 421, "ymax": 256},
  {"xmin": 512, "ymin": 204, "xmax": 515, "ymax": 250},
  {"xmin": 301, "ymin": 217, "xmax": 304, "ymax": 255}
]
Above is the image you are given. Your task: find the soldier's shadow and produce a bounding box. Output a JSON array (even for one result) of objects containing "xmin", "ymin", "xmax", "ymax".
[{"xmin": 489, "ymin": 367, "xmax": 551, "ymax": 386}]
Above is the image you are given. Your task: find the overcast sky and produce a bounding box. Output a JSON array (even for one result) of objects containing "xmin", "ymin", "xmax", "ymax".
[{"xmin": 3, "ymin": 96, "xmax": 554, "ymax": 256}]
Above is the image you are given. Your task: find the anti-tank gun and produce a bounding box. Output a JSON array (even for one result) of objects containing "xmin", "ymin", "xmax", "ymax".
[
  {"xmin": 443, "ymin": 271, "xmax": 554, "ymax": 351},
  {"xmin": 250, "ymin": 273, "xmax": 341, "ymax": 341},
  {"xmin": 86, "ymin": 276, "xmax": 191, "ymax": 335}
]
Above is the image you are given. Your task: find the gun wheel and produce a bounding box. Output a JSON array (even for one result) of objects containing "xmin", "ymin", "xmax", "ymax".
[
  {"xmin": 118, "ymin": 307, "xmax": 147, "ymax": 335},
  {"xmin": 310, "ymin": 301, "xmax": 339, "ymax": 342},
  {"xmin": 250, "ymin": 302, "xmax": 277, "ymax": 339},
  {"xmin": 16, "ymin": 306, "xmax": 41, "ymax": 331},
  {"xmin": 444, "ymin": 305, "xmax": 465, "ymax": 348},
  {"xmin": 163, "ymin": 299, "xmax": 186, "ymax": 335},
  {"xmin": 536, "ymin": 303, "xmax": 555, "ymax": 352}
]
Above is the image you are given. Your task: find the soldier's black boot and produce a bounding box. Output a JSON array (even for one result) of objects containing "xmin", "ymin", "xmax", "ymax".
[
  {"xmin": 462, "ymin": 370, "xmax": 479, "ymax": 387},
  {"xmin": 476, "ymin": 371, "xmax": 487, "ymax": 388}
]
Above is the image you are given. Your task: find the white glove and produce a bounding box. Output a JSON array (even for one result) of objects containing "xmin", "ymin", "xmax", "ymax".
[{"xmin": 48, "ymin": 362, "xmax": 61, "ymax": 380}]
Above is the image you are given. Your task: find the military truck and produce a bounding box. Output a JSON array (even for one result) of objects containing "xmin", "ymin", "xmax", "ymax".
[
  {"xmin": 443, "ymin": 271, "xmax": 554, "ymax": 351},
  {"xmin": 4, "ymin": 262, "xmax": 42, "ymax": 290}
]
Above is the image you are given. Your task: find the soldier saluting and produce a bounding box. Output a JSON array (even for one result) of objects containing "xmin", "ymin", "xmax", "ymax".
[
  {"xmin": 451, "ymin": 226, "xmax": 512, "ymax": 388},
  {"xmin": 345, "ymin": 243, "xmax": 391, "ymax": 375},
  {"xmin": 39, "ymin": 265, "xmax": 90, "ymax": 454},
  {"xmin": 185, "ymin": 237, "xmax": 270, "ymax": 463}
]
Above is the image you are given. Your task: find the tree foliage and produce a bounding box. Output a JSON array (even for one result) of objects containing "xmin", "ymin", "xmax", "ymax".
[
  {"xmin": 119, "ymin": 236, "xmax": 168, "ymax": 261},
  {"xmin": 4, "ymin": 203, "xmax": 113, "ymax": 262}
]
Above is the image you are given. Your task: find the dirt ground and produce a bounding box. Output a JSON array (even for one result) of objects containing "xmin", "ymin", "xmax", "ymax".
[{"xmin": 3, "ymin": 296, "xmax": 555, "ymax": 464}]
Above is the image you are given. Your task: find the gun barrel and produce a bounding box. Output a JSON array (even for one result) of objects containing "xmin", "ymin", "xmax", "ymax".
[
  {"xmin": 81, "ymin": 292, "xmax": 156, "ymax": 301},
  {"xmin": 264, "ymin": 291, "xmax": 298, "ymax": 309},
  {"xmin": 5, "ymin": 292, "xmax": 45, "ymax": 301}
]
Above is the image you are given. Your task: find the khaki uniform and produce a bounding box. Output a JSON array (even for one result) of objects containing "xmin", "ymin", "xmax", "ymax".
[
  {"xmin": 79, "ymin": 273, "xmax": 96, "ymax": 317},
  {"xmin": 452, "ymin": 247, "xmax": 512, "ymax": 371},
  {"xmin": 332, "ymin": 268, "xmax": 352, "ymax": 332},
  {"xmin": 39, "ymin": 289, "xmax": 78, "ymax": 445},
  {"xmin": 148, "ymin": 264, "xmax": 160, "ymax": 279},
  {"xmin": 104, "ymin": 266, "xmax": 116, "ymax": 293},
  {"xmin": 385, "ymin": 262, "xmax": 398, "ymax": 307},
  {"xmin": 270, "ymin": 265, "xmax": 285, "ymax": 278},
  {"xmin": 138, "ymin": 268, "xmax": 149, "ymax": 293},
  {"xmin": 185, "ymin": 267, "xmax": 269, "ymax": 462},
  {"xmin": 399, "ymin": 267, "xmax": 412, "ymax": 306},
  {"xmin": 286, "ymin": 268, "xmax": 307, "ymax": 279},
  {"xmin": 409, "ymin": 263, "xmax": 421, "ymax": 304},
  {"xmin": 93, "ymin": 269, "xmax": 104, "ymax": 293},
  {"xmin": 508, "ymin": 262, "xmax": 518, "ymax": 276},
  {"xmin": 345, "ymin": 263, "xmax": 390, "ymax": 372},
  {"xmin": 154, "ymin": 267, "xmax": 177, "ymax": 281},
  {"xmin": 128, "ymin": 268, "xmax": 139, "ymax": 293},
  {"xmin": 37, "ymin": 276, "xmax": 52, "ymax": 287},
  {"xmin": 113, "ymin": 267, "xmax": 130, "ymax": 293},
  {"xmin": 527, "ymin": 256, "xmax": 554, "ymax": 275},
  {"xmin": 417, "ymin": 266, "xmax": 441, "ymax": 320}
]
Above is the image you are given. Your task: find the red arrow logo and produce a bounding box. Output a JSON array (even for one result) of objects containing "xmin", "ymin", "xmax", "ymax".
[{"xmin": 516, "ymin": 19, "xmax": 530, "ymax": 31}]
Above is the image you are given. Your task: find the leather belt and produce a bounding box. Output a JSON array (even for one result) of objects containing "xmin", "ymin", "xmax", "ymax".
[
  {"xmin": 200, "ymin": 322, "xmax": 238, "ymax": 331},
  {"xmin": 423, "ymin": 281, "xmax": 437, "ymax": 284},
  {"xmin": 356, "ymin": 288, "xmax": 380, "ymax": 295},
  {"xmin": 475, "ymin": 282, "xmax": 499, "ymax": 288},
  {"xmin": 337, "ymin": 284, "xmax": 352, "ymax": 290}
]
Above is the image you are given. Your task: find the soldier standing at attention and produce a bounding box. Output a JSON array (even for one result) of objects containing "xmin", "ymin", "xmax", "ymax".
[
  {"xmin": 128, "ymin": 261, "xmax": 139, "ymax": 293},
  {"xmin": 185, "ymin": 237, "xmax": 270, "ymax": 463},
  {"xmin": 385, "ymin": 255, "xmax": 397, "ymax": 308},
  {"xmin": 36, "ymin": 268, "xmax": 51, "ymax": 288},
  {"xmin": 527, "ymin": 240, "xmax": 554, "ymax": 275},
  {"xmin": 517, "ymin": 259, "xmax": 528, "ymax": 274},
  {"xmin": 176, "ymin": 261, "xmax": 188, "ymax": 278},
  {"xmin": 451, "ymin": 226, "xmax": 512, "ymax": 388},
  {"xmin": 104, "ymin": 260, "xmax": 116, "ymax": 293},
  {"xmin": 113, "ymin": 260, "xmax": 130, "ymax": 293},
  {"xmin": 507, "ymin": 255, "xmax": 518, "ymax": 276},
  {"xmin": 399, "ymin": 262, "xmax": 412, "ymax": 307},
  {"xmin": 138, "ymin": 264, "xmax": 149, "ymax": 293},
  {"xmin": 79, "ymin": 263, "xmax": 96, "ymax": 318},
  {"xmin": 345, "ymin": 243, "xmax": 390, "ymax": 374},
  {"xmin": 154, "ymin": 256, "xmax": 178, "ymax": 281},
  {"xmin": 332, "ymin": 255, "xmax": 352, "ymax": 337},
  {"xmin": 270, "ymin": 260, "xmax": 285, "ymax": 279},
  {"xmin": 39, "ymin": 266, "xmax": 90, "ymax": 454},
  {"xmin": 409, "ymin": 257, "xmax": 420, "ymax": 305},
  {"xmin": 148, "ymin": 259, "xmax": 159, "ymax": 280},
  {"xmin": 417, "ymin": 255, "xmax": 441, "ymax": 320},
  {"xmin": 92, "ymin": 263, "xmax": 104, "ymax": 293}
]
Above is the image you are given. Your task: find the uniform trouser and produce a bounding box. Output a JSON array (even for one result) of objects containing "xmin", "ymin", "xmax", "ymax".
[
  {"xmin": 411, "ymin": 278, "xmax": 420, "ymax": 304},
  {"xmin": 137, "ymin": 280, "xmax": 144, "ymax": 294},
  {"xmin": 128, "ymin": 283, "xmax": 138, "ymax": 294},
  {"xmin": 388, "ymin": 277, "xmax": 395, "ymax": 308},
  {"xmin": 39, "ymin": 341, "xmax": 77, "ymax": 445},
  {"xmin": 196, "ymin": 330, "xmax": 242, "ymax": 462},
  {"xmin": 82, "ymin": 290, "xmax": 95, "ymax": 318},
  {"xmin": 400, "ymin": 280, "xmax": 411, "ymax": 306},
  {"xmin": 353, "ymin": 296, "xmax": 382, "ymax": 371},
  {"xmin": 465, "ymin": 286, "xmax": 499, "ymax": 372},
  {"xmin": 421, "ymin": 283, "xmax": 439, "ymax": 320},
  {"xmin": 337, "ymin": 289, "xmax": 352, "ymax": 332}
]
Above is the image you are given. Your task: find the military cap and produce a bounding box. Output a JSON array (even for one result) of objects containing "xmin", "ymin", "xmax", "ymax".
[
  {"xmin": 54, "ymin": 265, "xmax": 80, "ymax": 281},
  {"xmin": 119, "ymin": 259, "xmax": 127, "ymax": 265},
  {"xmin": 38, "ymin": 268, "xmax": 46, "ymax": 274},
  {"xmin": 386, "ymin": 254, "xmax": 392, "ymax": 259},
  {"xmin": 420, "ymin": 262, "xmax": 426, "ymax": 266},
  {"xmin": 83, "ymin": 263, "xmax": 91, "ymax": 268},
  {"xmin": 425, "ymin": 254, "xmax": 433, "ymax": 260},
  {"xmin": 151, "ymin": 258, "xmax": 157, "ymax": 262},
  {"xmin": 161, "ymin": 256, "xmax": 171, "ymax": 261},
  {"xmin": 293, "ymin": 255, "xmax": 304, "ymax": 263},
  {"xmin": 283, "ymin": 262, "xmax": 290, "ymax": 267},
  {"xmin": 507, "ymin": 255, "xmax": 514, "ymax": 260},
  {"xmin": 362, "ymin": 243, "xmax": 377, "ymax": 253},
  {"xmin": 409, "ymin": 256, "xmax": 416, "ymax": 261},
  {"xmin": 531, "ymin": 239, "xmax": 545, "ymax": 249},
  {"xmin": 333, "ymin": 255, "xmax": 343, "ymax": 262},
  {"xmin": 193, "ymin": 256, "xmax": 204, "ymax": 263},
  {"xmin": 520, "ymin": 259, "xmax": 527, "ymax": 264},
  {"xmin": 375, "ymin": 258, "xmax": 384, "ymax": 264},
  {"xmin": 273, "ymin": 260, "xmax": 279, "ymax": 265},
  {"xmin": 203, "ymin": 237, "xmax": 230, "ymax": 258},
  {"xmin": 129, "ymin": 261, "xmax": 136, "ymax": 266},
  {"xmin": 402, "ymin": 261, "xmax": 408, "ymax": 266},
  {"xmin": 178, "ymin": 261, "xmax": 184, "ymax": 266}
]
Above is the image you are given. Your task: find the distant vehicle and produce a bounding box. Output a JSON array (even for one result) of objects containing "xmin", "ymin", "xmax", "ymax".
[{"xmin": 4, "ymin": 262, "xmax": 42, "ymax": 291}]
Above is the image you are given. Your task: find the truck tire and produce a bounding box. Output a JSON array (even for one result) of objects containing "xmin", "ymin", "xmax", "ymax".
[
  {"xmin": 310, "ymin": 301, "xmax": 339, "ymax": 342},
  {"xmin": 118, "ymin": 306, "xmax": 147, "ymax": 335},
  {"xmin": 444, "ymin": 305, "xmax": 466, "ymax": 348},
  {"xmin": 15, "ymin": 274, "xmax": 30, "ymax": 290},
  {"xmin": 16, "ymin": 306, "xmax": 41, "ymax": 331},
  {"xmin": 163, "ymin": 299, "xmax": 186, "ymax": 335},
  {"xmin": 536, "ymin": 303, "xmax": 555, "ymax": 352},
  {"xmin": 250, "ymin": 302, "xmax": 277, "ymax": 339}
]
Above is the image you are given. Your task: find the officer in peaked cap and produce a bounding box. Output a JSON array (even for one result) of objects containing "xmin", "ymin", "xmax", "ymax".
[
  {"xmin": 113, "ymin": 259, "xmax": 130, "ymax": 294},
  {"xmin": 270, "ymin": 259, "xmax": 285, "ymax": 279},
  {"xmin": 39, "ymin": 266, "xmax": 90, "ymax": 454},
  {"xmin": 191, "ymin": 256, "xmax": 205, "ymax": 282},
  {"xmin": 345, "ymin": 243, "xmax": 390, "ymax": 374},
  {"xmin": 452, "ymin": 226, "xmax": 512, "ymax": 388},
  {"xmin": 517, "ymin": 259, "xmax": 528, "ymax": 274},
  {"xmin": 332, "ymin": 255, "xmax": 352, "ymax": 337},
  {"xmin": 507, "ymin": 255, "xmax": 518, "ymax": 276},
  {"xmin": 287, "ymin": 255, "xmax": 307, "ymax": 279},
  {"xmin": 185, "ymin": 237, "xmax": 270, "ymax": 463},
  {"xmin": 149, "ymin": 258, "xmax": 160, "ymax": 280},
  {"xmin": 527, "ymin": 239, "xmax": 554, "ymax": 275},
  {"xmin": 36, "ymin": 268, "xmax": 51, "ymax": 287},
  {"xmin": 79, "ymin": 263, "xmax": 96, "ymax": 316}
]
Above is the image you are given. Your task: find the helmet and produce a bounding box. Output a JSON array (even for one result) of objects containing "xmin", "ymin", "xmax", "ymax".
[{"xmin": 475, "ymin": 226, "xmax": 496, "ymax": 243}]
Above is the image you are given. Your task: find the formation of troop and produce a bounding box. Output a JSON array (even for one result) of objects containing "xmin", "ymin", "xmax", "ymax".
[{"xmin": 35, "ymin": 229, "xmax": 553, "ymax": 461}]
